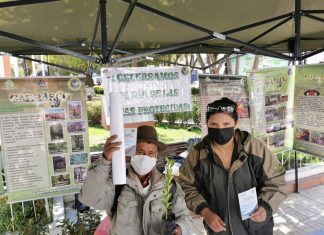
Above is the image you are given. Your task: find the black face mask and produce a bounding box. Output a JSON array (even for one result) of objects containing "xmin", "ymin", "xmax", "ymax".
[{"xmin": 208, "ymin": 127, "xmax": 234, "ymax": 145}]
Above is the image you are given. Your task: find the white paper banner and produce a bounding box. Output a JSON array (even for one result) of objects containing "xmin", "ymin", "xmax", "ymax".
[
  {"xmin": 109, "ymin": 92, "xmax": 126, "ymax": 185},
  {"xmin": 102, "ymin": 66, "xmax": 192, "ymax": 116}
]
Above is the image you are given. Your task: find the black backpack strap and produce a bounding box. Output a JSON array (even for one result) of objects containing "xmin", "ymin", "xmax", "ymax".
[
  {"xmin": 111, "ymin": 184, "xmax": 124, "ymax": 217},
  {"xmin": 111, "ymin": 169, "xmax": 128, "ymax": 217}
]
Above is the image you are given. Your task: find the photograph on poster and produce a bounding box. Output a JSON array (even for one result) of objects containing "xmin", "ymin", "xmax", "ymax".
[
  {"xmin": 49, "ymin": 122, "xmax": 64, "ymax": 141},
  {"xmin": 52, "ymin": 155, "xmax": 66, "ymax": 173},
  {"xmin": 265, "ymin": 107, "xmax": 286, "ymax": 122},
  {"xmin": 267, "ymin": 121, "xmax": 294, "ymax": 133},
  {"xmin": 71, "ymin": 135, "xmax": 84, "ymax": 152},
  {"xmin": 304, "ymin": 89, "xmax": 320, "ymax": 96},
  {"xmin": 51, "ymin": 174, "xmax": 71, "ymax": 187},
  {"xmin": 68, "ymin": 101, "xmax": 82, "ymax": 119},
  {"xmin": 90, "ymin": 153, "xmax": 101, "ymax": 163},
  {"xmin": 48, "ymin": 142, "xmax": 68, "ymax": 154},
  {"xmin": 67, "ymin": 121, "xmax": 86, "ymax": 133},
  {"xmin": 265, "ymin": 94, "xmax": 282, "ymax": 106},
  {"xmin": 70, "ymin": 153, "xmax": 88, "ymax": 165},
  {"xmin": 281, "ymin": 95, "xmax": 288, "ymax": 102},
  {"xmin": 45, "ymin": 108, "xmax": 65, "ymax": 121},
  {"xmin": 311, "ymin": 131, "xmax": 324, "ymax": 145},
  {"xmin": 74, "ymin": 166, "xmax": 87, "ymax": 184},
  {"xmin": 268, "ymin": 132, "xmax": 286, "ymax": 148},
  {"xmin": 296, "ymin": 128, "xmax": 310, "ymax": 142},
  {"xmin": 236, "ymin": 97, "xmax": 250, "ymax": 118}
]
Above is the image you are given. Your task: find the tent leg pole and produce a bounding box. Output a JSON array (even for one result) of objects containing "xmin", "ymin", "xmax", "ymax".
[
  {"xmin": 294, "ymin": 0, "xmax": 301, "ymax": 62},
  {"xmin": 294, "ymin": 150, "xmax": 299, "ymax": 193},
  {"xmin": 100, "ymin": 0, "xmax": 108, "ymax": 63}
]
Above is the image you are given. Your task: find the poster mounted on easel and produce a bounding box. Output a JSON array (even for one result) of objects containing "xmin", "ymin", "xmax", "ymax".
[
  {"xmin": 247, "ymin": 67, "xmax": 295, "ymax": 154},
  {"xmin": 199, "ymin": 75, "xmax": 252, "ymax": 137},
  {"xmin": 0, "ymin": 77, "xmax": 90, "ymax": 202},
  {"xmin": 294, "ymin": 64, "xmax": 324, "ymax": 158}
]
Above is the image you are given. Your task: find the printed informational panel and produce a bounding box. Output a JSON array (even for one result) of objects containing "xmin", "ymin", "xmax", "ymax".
[
  {"xmin": 247, "ymin": 67, "xmax": 295, "ymax": 153},
  {"xmin": 199, "ymin": 75, "xmax": 252, "ymax": 137},
  {"xmin": 0, "ymin": 151, "xmax": 4, "ymax": 195},
  {"xmin": 294, "ymin": 65, "xmax": 324, "ymax": 157},
  {"xmin": 102, "ymin": 66, "xmax": 192, "ymax": 116},
  {"xmin": 0, "ymin": 77, "xmax": 90, "ymax": 202}
]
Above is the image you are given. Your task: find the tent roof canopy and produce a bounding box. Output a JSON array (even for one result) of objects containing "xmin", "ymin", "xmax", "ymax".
[{"xmin": 1, "ymin": 0, "xmax": 324, "ymax": 66}]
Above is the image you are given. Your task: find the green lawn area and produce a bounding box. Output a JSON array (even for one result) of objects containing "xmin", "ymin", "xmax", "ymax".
[{"xmin": 88, "ymin": 124, "xmax": 201, "ymax": 152}]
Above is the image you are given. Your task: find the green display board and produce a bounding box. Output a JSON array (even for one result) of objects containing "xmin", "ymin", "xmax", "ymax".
[{"xmin": 0, "ymin": 77, "xmax": 90, "ymax": 202}]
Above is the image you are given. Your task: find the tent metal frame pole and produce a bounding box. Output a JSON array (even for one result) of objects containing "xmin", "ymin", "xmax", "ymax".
[
  {"xmin": 122, "ymin": 0, "xmax": 213, "ymax": 34},
  {"xmin": 107, "ymin": 0, "xmax": 137, "ymax": 62},
  {"xmin": 92, "ymin": 42, "xmax": 131, "ymax": 55},
  {"xmin": 246, "ymin": 16, "xmax": 293, "ymax": 45},
  {"xmin": 113, "ymin": 35, "xmax": 215, "ymax": 63},
  {"xmin": 203, "ymin": 54, "xmax": 232, "ymax": 70},
  {"xmin": 300, "ymin": 37, "xmax": 324, "ymax": 40},
  {"xmin": 302, "ymin": 48, "xmax": 324, "ymax": 60},
  {"xmin": 90, "ymin": 6, "xmax": 101, "ymax": 54},
  {"xmin": 0, "ymin": 30, "xmax": 99, "ymax": 63},
  {"xmin": 0, "ymin": 0, "xmax": 60, "ymax": 8},
  {"xmin": 100, "ymin": 0, "xmax": 109, "ymax": 63},
  {"xmin": 294, "ymin": 0, "xmax": 301, "ymax": 61},
  {"xmin": 225, "ymin": 36, "xmax": 292, "ymax": 60},
  {"xmin": 13, "ymin": 55, "xmax": 84, "ymax": 74},
  {"xmin": 303, "ymin": 10, "xmax": 324, "ymax": 14},
  {"xmin": 304, "ymin": 13, "xmax": 324, "ymax": 23},
  {"xmin": 152, "ymin": 58, "xmax": 202, "ymax": 70},
  {"xmin": 264, "ymin": 38, "xmax": 290, "ymax": 49},
  {"xmin": 222, "ymin": 13, "xmax": 294, "ymax": 35},
  {"xmin": 121, "ymin": 0, "xmax": 291, "ymax": 61}
]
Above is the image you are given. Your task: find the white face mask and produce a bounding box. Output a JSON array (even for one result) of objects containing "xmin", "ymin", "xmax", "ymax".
[{"xmin": 131, "ymin": 155, "xmax": 157, "ymax": 175}]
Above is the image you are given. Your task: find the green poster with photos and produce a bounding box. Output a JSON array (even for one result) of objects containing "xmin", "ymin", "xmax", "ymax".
[
  {"xmin": 294, "ymin": 64, "xmax": 324, "ymax": 158},
  {"xmin": 247, "ymin": 67, "xmax": 295, "ymax": 154},
  {"xmin": 0, "ymin": 77, "xmax": 90, "ymax": 202}
]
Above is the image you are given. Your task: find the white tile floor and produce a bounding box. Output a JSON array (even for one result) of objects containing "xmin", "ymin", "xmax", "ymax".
[{"xmin": 193, "ymin": 185, "xmax": 324, "ymax": 235}]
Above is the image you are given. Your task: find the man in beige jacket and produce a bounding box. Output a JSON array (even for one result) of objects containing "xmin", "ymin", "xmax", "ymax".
[{"xmin": 79, "ymin": 125, "xmax": 192, "ymax": 235}]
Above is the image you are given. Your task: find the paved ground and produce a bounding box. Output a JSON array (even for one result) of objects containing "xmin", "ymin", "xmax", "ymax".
[{"xmin": 192, "ymin": 184, "xmax": 324, "ymax": 235}]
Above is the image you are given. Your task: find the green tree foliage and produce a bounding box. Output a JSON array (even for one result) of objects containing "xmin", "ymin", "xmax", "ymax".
[
  {"xmin": 87, "ymin": 101, "xmax": 102, "ymax": 126},
  {"xmin": 47, "ymin": 55, "xmax": 88, "ymax": 76}
]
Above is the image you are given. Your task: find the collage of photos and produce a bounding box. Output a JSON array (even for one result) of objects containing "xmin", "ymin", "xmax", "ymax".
[
  {"xmin": 265, "ymin": 106, "xmax": 286, "ymax": 123},
  {"xmin": 296, "ymin": 128, "xmax": 324, "ymax": 146},
  {"xmin": 45, "ymin": 100, "xmax": 88, "ymax": 188},
  {"xmin": 265, "ymin": 94, "xmax": 288, "ymax": 106}
]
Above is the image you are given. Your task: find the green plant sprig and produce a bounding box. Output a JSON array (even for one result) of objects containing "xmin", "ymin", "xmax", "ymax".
[{"xmin": 162, "ymin": 158, "xmax": 176, "ymax": 220}]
